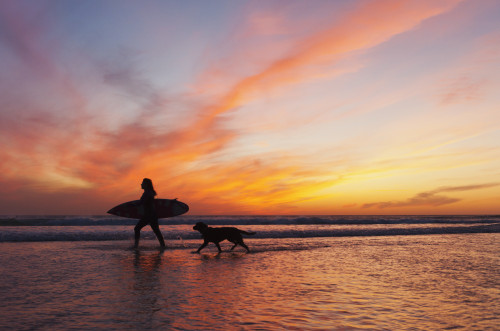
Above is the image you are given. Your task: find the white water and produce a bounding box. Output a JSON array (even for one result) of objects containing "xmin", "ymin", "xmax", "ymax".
[{"xmin": 1, "ymin": 215, "xmax": 498, "ymax": 242}]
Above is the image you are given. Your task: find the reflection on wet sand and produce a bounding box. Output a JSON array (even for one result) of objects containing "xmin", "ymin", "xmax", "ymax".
[
  {"xmin": 7, "ymin": 235, "xmax": 492, "ymax": 330},
  {"xmin": 109, "ymin": 249, "xmax": 166, "ymax": 329}
]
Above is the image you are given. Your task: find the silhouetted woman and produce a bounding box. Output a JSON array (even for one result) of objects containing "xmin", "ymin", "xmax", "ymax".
[{"xmin": 134, "ymin": 178, "xmax": 165, "ymax": 248}]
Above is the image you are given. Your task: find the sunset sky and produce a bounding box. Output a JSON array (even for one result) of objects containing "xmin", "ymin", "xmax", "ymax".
[{"xmin": 1, "ymin": 0, "xmax": 499, "ymax": 215}]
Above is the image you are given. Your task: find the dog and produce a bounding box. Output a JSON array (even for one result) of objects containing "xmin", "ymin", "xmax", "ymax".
[{"xmin": 193, "ymin": 222, "xmax": 256, "ymax": 253}]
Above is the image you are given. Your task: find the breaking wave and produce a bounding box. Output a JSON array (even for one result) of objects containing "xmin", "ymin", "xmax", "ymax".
[{"xmin": 0, "ymin": 215, "xmax": 498, "ymax": 242}]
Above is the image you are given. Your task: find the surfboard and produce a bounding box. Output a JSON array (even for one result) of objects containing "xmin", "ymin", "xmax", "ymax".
[{"xmin": 107, "ymin": 199, "xmax": 189, "ymax": 219}]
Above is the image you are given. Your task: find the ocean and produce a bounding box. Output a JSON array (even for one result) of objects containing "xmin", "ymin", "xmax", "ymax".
[{"xmin": 0, "ymin": 215, "xmax": 499, "ymax": 330}]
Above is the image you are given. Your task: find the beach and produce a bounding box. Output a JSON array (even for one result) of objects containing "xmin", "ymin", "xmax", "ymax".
[
  {"xmin": 1, "ymin": 216, "xmax": 499, "ymax": 330},
  {"xmin": 2, "ymin": 1, "xmax": 500, "ymax": 329}
]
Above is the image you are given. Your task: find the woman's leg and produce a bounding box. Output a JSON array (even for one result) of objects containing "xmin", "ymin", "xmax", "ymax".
[
  {"xmin": 150, "ymin": 219, "xmax": 166, "ymax": 247},
  {"xmin": 134, "ymin": 219, "xmax": 148, "ymax": 247}
]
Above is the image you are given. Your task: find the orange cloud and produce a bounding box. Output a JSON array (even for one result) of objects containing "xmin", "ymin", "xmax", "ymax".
[
  {"xmin": 0, "ymin": 0, "xmax": 471, "ymax": 215},
  {"xmin": 145, "ymin": 154, "xmax": 342, "ymax": 215},
  {"xmin": 195, "ymin": 0, "xmax": 463, "ymax": 123},
  {"xmin": 136, "ymin": 3, "xmax": 454, "ymax": 124}
]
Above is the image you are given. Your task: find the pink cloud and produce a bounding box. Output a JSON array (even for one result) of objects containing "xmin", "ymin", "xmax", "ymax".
[{"xmin": 438, "ymin": 75, "xmax": 487, "ymax": 105}]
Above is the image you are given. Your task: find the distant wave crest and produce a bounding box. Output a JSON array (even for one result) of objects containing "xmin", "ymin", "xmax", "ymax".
[{"xmin": 1, "ymin": 215, "xmax": 500, "ymax": 226}]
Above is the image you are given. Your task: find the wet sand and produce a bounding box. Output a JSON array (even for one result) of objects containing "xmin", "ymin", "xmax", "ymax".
[{"xmin": 0, "ymin": 234, "xmax": 499, "ymax": 330}]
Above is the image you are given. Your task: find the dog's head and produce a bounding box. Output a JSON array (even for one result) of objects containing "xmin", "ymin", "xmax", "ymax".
[{"xmin": 193, "ymin": 222, "xmax": 208, "ymax": 232}]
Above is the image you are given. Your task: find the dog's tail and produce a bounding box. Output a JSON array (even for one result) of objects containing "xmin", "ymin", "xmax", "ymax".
[{"xmin": 239, "ymin": 230, "xmax": 256, "ymax": 236}]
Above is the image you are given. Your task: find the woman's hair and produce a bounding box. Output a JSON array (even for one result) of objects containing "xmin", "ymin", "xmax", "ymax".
[{"xmin": 142, "ymin": 178, "xmax": 157, "ymax": 196}]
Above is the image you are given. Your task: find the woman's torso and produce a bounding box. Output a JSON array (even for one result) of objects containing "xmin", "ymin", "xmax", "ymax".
[{"xmin": 140, "ymin": 190, "xmax": 157, "ymax": 219}]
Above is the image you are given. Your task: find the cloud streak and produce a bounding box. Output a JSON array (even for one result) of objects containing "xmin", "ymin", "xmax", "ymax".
[
  {"xmin": 200, "ymin": 0, "xmax": 463, "ymax": 118},
  {"xmin": 362, "ymin": 183, "xmax": 500, "ymax": 209}
]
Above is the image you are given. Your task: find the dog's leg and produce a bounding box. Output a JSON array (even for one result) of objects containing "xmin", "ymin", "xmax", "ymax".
[
  {"xmin": 215, "ymin": 242, "xmax": 222, "ymax": 252},
  {"xmin": 196, "ymin": 241, "xmax": 209, "ymax": 253},
  {"xmin": 230, "ymin": 243, "xmax": 238, "ymax": 251},
  {"xmin": 239, "ymin": 241, "xmax": 250, "ymax": 252}
]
